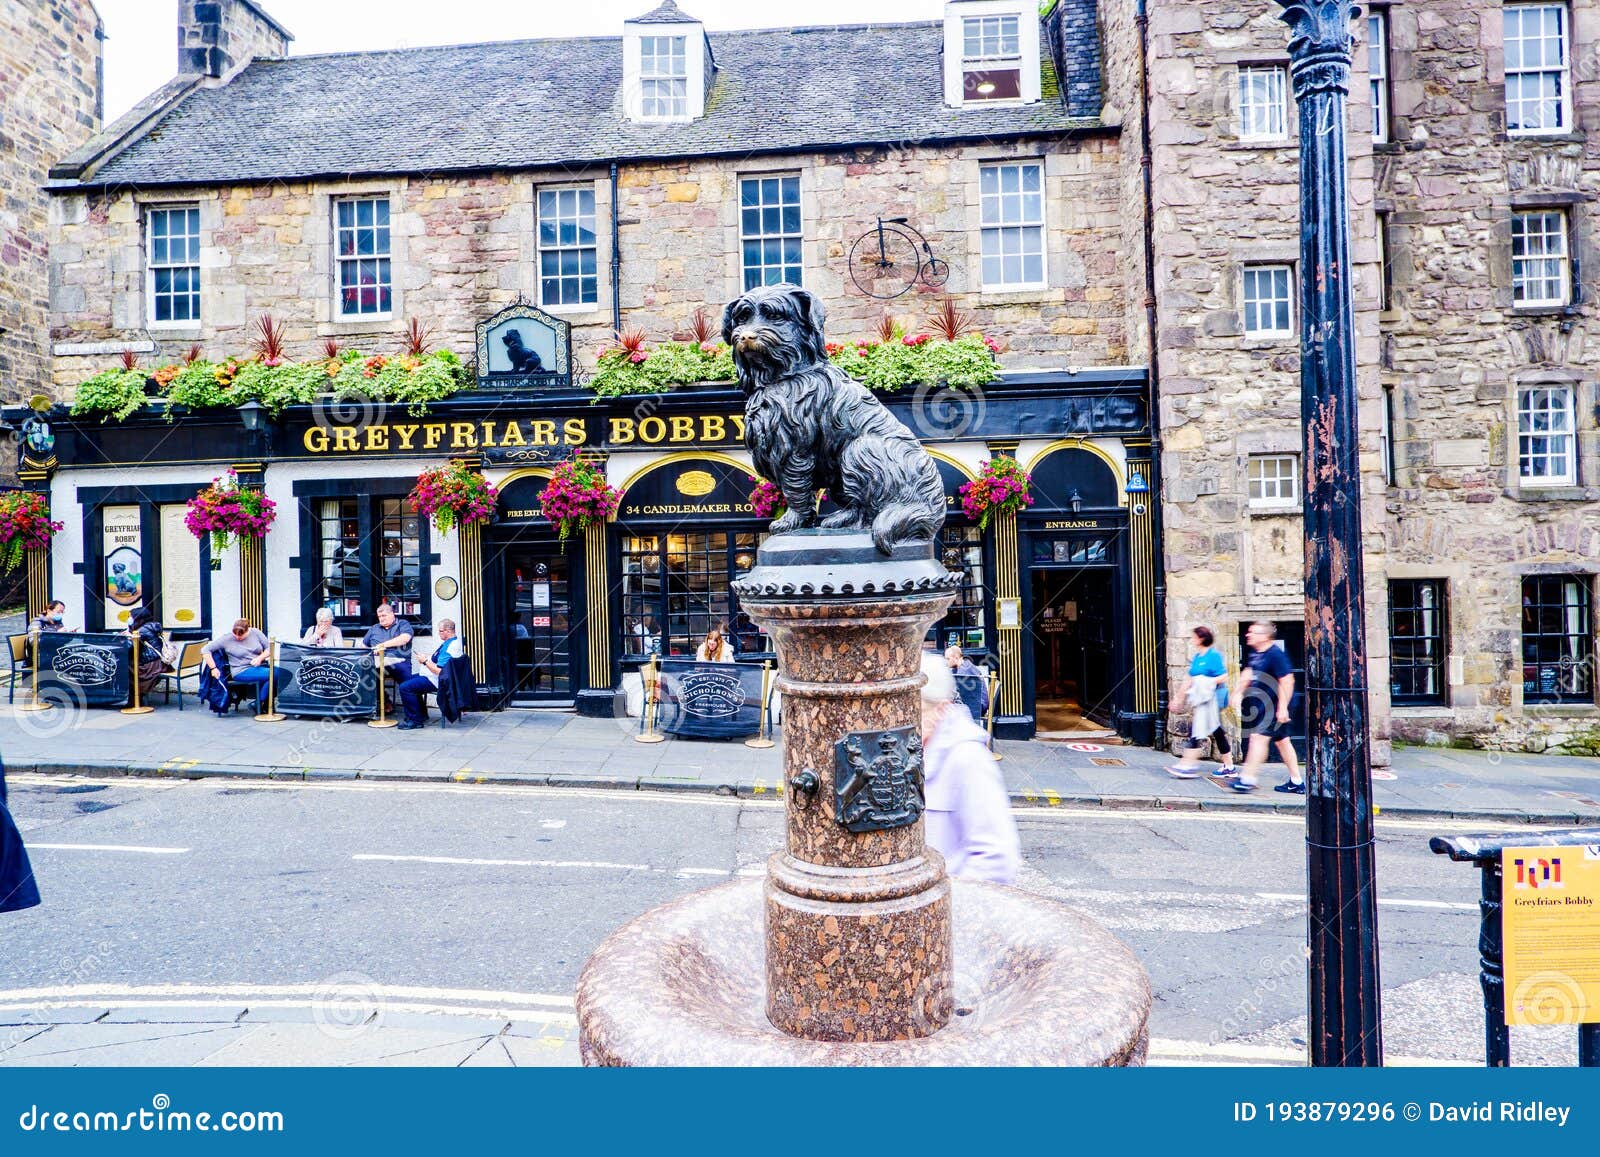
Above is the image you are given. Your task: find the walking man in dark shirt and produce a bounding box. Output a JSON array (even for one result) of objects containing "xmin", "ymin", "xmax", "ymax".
[{"xmin": 1231, "ymin": 621, "xmax": 1305, "ymax": 795}]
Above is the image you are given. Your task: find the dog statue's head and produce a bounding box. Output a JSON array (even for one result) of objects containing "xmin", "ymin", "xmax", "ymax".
[{"xmin": 721, "ymin": 284, "xmax": 828, "ymax": 389}]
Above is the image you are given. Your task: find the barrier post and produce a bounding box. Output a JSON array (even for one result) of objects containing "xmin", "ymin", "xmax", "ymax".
[
  {"xmin": 20, "ymin": 628, "xmax": 51, "ymax": 713},
  {"xmin": 369, "ymin": 651, "xmax": 397, "ymax": 729},
  {"xmin": 744, "ymin": 659, "xmax": 777, "ymax": 750},
  {"xmin": 254, "ymin": 638, "xmax": 286, "ymax": 723},
  {"xmin": 635, "ymin": 656, "xmax": 665, "ymax": 744},
  {"xmin": 121, "ymin": 636, "xmax": 154, "ymax": 715},
  {"xmin": 987, "ymin": 670, "xmax": 1001, "ymax": 761}
]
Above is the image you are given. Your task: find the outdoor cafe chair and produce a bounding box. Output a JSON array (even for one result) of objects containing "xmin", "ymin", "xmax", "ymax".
[
  {"xmin": 158, "ymin": 639, "xmax": 208, "ymax": 711},
  {"xmin": 7, "ymin": 633, "xmax": 32, "ymax": 705}
]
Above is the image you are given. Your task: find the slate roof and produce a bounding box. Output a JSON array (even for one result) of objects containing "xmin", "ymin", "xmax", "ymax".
[
  {"xmin": 629, "ymin": 1, "xmax": 700, "ymax": 23},
  {"xmin": 60, "ymin": 21, "xmax": 1103, "ymax": 190}
]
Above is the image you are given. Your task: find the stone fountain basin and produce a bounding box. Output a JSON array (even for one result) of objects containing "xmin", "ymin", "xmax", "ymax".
[{"xmin": 577, "ymin": 874, "xmax": 1151, "ymax": 1066}]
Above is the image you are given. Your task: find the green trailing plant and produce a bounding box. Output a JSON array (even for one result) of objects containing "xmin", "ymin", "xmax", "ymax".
[
  {"xmin": 76, "ymin": 344, "xmax": 471, "ymax": 421},
  {"xmin": 828, "ymin": 333, "xmax": 1002, "ymax": 393},
  {"xmin": 70, "ymin": 367, "xmax": 148, "ymax": 422},
  {"xmin": 589, "ymin": 332, "xmax": 735, "ymax": 398}
]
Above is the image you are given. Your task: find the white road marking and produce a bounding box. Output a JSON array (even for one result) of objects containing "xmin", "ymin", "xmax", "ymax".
[
  {"xmin": 28, "ymin": 843, "xmax": 190, "ymax": 855},
  {"xmin": 353, "ymin": 853, "xmax": 747, "ymax": 877},
  {"xmin": 0, "ymin": 999, "xmax": 578, "ymax": 1027},
  {"xmin": 0, "ymin": 984, "xmax": 574, "ymax": 1008},
  {"xmin": 354, "ymin": 854, "xmax": 652, "ymax": 871},
  {"xmin": 1255, "ymin": 891, "xmax": 1477, "ymax": 911},
  {"xmin": 1146, "ymin": 1037, "xmax": 1468, "ymax": 1067}
]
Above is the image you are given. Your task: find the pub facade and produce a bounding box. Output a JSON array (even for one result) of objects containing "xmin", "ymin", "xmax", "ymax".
[{"xmin": 28, "ymin": 0, "xmax": 1170, "ymax": 742}]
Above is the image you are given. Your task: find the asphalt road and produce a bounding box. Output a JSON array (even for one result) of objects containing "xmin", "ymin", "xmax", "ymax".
[{"xmin": 0, "ymin": 775, "xmax": 1580, "ymax": 1065}]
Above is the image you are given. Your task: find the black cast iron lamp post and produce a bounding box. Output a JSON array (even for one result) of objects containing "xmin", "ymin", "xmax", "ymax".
[{"xmin": 1272, "ymin": 0, "xmax": 1383, "ymax": 1067}]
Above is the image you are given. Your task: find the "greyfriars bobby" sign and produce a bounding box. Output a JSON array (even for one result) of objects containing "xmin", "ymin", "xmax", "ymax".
[{"xmin": 476, "ymin": 302, "xmax": 573, "ymax": 391}]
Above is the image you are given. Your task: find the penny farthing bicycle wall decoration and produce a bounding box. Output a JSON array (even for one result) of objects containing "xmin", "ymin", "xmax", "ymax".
[{"xmin": 848, "ymin": 217, "xmax": 951, "ymax": 299}]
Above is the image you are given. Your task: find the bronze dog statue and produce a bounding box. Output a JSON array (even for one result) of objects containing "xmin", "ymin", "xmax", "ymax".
[{"xmin": 723, "ymin": 284, "xmax": 946, "ymax": 555}]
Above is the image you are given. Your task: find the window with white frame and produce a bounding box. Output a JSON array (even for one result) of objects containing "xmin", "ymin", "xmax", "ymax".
[
  {"xmin": 334, "ymin": 196, "xmax": 392, "ymax": 318},
  {"xmin": 1248, "ymin": 454, "xmax": 1301, "ymax": 507},
  {"xmin": 961, "ymin": 13, "xmax": 1023, "ymax": 102},
  {"xmin": 979, "ymin": 160, "xmax": 1046, "ymax": 289},
  {"xmin": 1242, "ymin": 264, "xmax": 1294, "ymax": 337},
  {"xmin": 1511, "ymin": 210, "xmax": 1571, "ymax": 308},
  {"xmin": 1505, "ymin": 3, "xmax": 1570, "ymax": 135},
  {"xmin": 639, "ymin": 35, "xmax": 688, "ymax": 119},
  {"xmin": 1518, "ymin": 385, "xmax": 1577, "ymax": 486},
  {"xmin": 1237, "ymin": 65, "xmax": 1288, "ymax": 141},
  {"xmin": 1369, "ymin": 10, "xmax": 1390, "ymax": 143},
  {"xmin": 739, "ymin": 175, "xmax": 803, "ymax": 290},
  {"xmin": 146, "ymin": 205, "xmax": 201, "ymax": 325},
  {"xmin": 537, "ymin": 187, "xmax": 598, "ymax": 308}
]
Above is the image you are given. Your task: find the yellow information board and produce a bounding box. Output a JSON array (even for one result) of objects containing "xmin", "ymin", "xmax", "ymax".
[{"xmin": 1502, "ymin": 844, "xmax": 1600, "ymax": 1026}]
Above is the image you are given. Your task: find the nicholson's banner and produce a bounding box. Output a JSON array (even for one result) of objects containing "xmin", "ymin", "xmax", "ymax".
[
  {"xmin": 36, "ymin": 631, "xmax": 131, "ymax": 708},
  {"xmin": 1502, "ymin": 843, "xmax": 1600, "ymax": 1027},
  {"xmin": 654, "ymin": 660, "xmax": 765, "ymax": 739},
  {"xmin": 273, "ymin": 644, "xmax": 380, "ymax": 719}
]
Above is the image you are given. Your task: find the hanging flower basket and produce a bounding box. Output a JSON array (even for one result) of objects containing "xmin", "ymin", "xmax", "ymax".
[
  {"xmin": 184, "ymin": 470, "xmax": 277, "ymax": 557},
  {"xmin": 541, "ymin": 459, "xmax": 621, "ymax": 541},
  {"xmin": 409, "ymin": 460, "xmax": 499, "ymax": 535},
  {"xmin": 0, "ymin": 492, "xmax": 63, "ymax": 574},
  {"xmin": 748, "ymin": 477, "xmax": 786, "ymax": 520},
  {"xmin": 959, "ymin": 456, "xmax": 1033, "ymax": 530}
]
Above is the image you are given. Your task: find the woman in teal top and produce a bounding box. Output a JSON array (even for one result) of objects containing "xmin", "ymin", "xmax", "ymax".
[{"xmin": 1168, "ymin": 626, "xmax": 1234, "ymax": 779}]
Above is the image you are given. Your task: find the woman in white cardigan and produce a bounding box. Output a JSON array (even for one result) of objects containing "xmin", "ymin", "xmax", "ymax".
[{"xmin": 919, "ymin": 652, "xmax": 1020, "ymax": 885}]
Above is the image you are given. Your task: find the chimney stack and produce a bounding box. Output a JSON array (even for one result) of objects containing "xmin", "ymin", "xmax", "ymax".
[{"xmin": 179, "ymin": 0, "xmax": 292, "ymax": 81}]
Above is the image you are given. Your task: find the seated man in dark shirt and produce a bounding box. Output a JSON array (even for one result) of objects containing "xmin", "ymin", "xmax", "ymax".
[{"xmin": 362, "ymin": 603, "xmax": 414, "ymax": 684}]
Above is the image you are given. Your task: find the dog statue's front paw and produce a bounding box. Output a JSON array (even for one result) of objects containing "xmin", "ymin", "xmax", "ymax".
[
  {"xmin": 769, "ymin": 509, "xmax": 811, "ymax": 534},
  {"xmin": 818, "ymin": 508, "xmax": 863, "ymax": 530}
]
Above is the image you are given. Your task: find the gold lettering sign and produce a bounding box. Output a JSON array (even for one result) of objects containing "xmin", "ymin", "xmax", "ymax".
[
  {"xmin": 298, "ymin": 411, "xmax": 746, "ymax": 454},
  {"xmin": 676, "ymin": 470, "xmax": 716, "ymax": 497},
  {"xmin": 1044, "ymin": 520, "xmax": 1102, "ymax": 530}
]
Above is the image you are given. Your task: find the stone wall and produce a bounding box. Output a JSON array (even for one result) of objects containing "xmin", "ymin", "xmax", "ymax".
[
  {"xmin": 0, "ymin": 0, "xmax": 100, "ymax": 405},
  {"xmin": 1145, "ymin": 0, "xmax": 1392, "ymax": 761},
  {"xmin": 48, "ymin": 137, "xmax": 1134, "ymax": 388},
  {"xmin": 1378, "ymin": 0, "xmax": 1600, "ymax": 751}
]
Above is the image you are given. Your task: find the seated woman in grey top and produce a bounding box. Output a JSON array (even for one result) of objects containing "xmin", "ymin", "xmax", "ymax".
[
  {"xmin": 201, "ymin": 619, "xmax": 281, "ymax": 712},
  {"xmin": 302, "ymin": 608, "xmax": 345, "ymax": 648}
]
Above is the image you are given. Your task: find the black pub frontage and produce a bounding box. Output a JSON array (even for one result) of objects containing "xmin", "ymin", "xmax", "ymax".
[{"xmin": 15, "ymin": 311, "xmax": 1163, "ymax": 743}]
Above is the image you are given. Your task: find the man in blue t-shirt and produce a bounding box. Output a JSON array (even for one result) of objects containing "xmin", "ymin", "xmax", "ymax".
[{"xmin": 1231, "ymin": 621, "xmax": 1304, "ymax": 795}]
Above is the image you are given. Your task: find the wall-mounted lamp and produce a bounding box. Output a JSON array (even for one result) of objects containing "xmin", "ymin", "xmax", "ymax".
[
  {"xmin": 238, "ymin": 399, "xmax": 266, "ymax": 434},
  {"xmin": 1068, "ymin": 489, "xmax": 1083, "ymax": 514}
]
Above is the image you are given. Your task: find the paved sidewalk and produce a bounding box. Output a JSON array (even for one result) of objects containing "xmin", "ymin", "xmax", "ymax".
[{"xmin": 1, "ymin": 699, "xmax": 1596, "ymax": 822}]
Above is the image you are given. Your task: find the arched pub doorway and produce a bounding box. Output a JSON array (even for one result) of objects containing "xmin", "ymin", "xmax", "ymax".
[
  {"xmin": 481, "ymin": 469, "xmax": 585, "ymax": 706},
  {"xmin": 1019, "ymin": 444, "xmax": 1136, "ymax": 740}
]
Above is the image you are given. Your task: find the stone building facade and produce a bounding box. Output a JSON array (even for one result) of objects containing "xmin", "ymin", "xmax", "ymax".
[
  {"xmin": 1149, "ymin": 0, "xmax": 1600, "ymax": 756},
  {"xmin": 32, "ymin": 0, "xmax": 1600, "ymax": 752},
  {"xmin": 34, "ymin": 0, "xmax": 1175, "ymax": 742},
  {"xmin": 0, "ymin": 0, "xmax": 101, "ymax": 404}
]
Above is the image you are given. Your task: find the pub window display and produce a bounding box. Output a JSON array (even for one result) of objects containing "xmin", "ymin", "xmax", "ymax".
[
  {"xmin": 312, "ymin": 495, "xmax": 427, "ymax": 625},
  {"xmin": 620, "ymin": 532, "xmax": 769, "ymax": 661},
  {"xmin": 933, "ymin": 524, "xmax": 989, "ymax": 655}
]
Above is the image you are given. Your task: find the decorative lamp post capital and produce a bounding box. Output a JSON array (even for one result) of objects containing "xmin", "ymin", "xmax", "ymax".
[{"xmin": 1273, "ymin": 1, "xmax": 1360, "ymax": 97}]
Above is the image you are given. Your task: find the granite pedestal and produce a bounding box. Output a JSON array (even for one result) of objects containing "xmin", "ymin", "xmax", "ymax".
[{"xmin": 576, "ymin": 531, "xmax": 1151, "ymax": 1065}]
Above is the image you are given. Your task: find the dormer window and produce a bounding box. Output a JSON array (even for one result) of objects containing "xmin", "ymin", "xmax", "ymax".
[
  {"xmin": 962, "ymin": 14, "xmax": 1022, "ymax": 101},
  {"xmin": 640, "ymin": 36, "xmax": 688, "ymax": 119},
  {"xmin": 943, "ymin": 1, "xmax": 1040, "ymax": 107},
  {"xmin": 624, "ymin": 2, "xmax": 712, "ymax": 123}
]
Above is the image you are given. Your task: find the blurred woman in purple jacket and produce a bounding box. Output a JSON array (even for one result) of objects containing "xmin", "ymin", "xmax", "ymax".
[{"xmin": 919, "ymin": 652, "xmax": 1020, "ymax": 884}]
